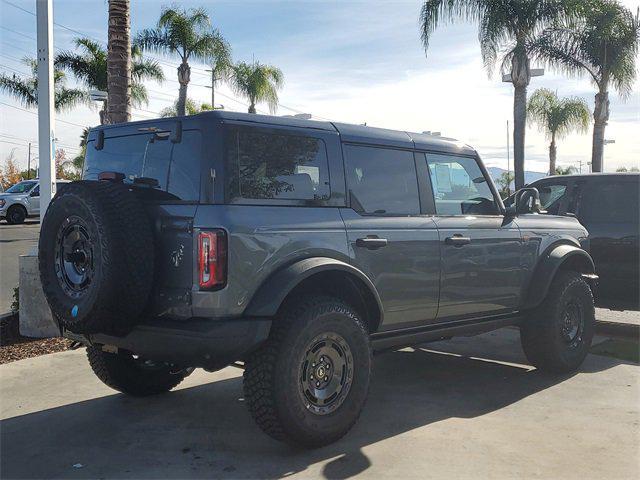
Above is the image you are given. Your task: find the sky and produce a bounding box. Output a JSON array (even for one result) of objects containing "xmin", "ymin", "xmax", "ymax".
[{"xmin": 0, "ymin": 0, "xmax": 639, "ymax": 175}]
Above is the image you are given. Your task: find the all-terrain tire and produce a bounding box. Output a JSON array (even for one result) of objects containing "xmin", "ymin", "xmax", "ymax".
[
  {"xmin": 6, "ymin": 205, "xmax": 27, "ymax": 224},
  {"xmin": 86, "ymin": 346, "xmax": 188, "ymax": 396},
  {"xmin": 520, "ymin": 270, "xmax": 595, "ymax": 373},
  {"xmin": 243, "ymin": 295, "xmax": 372, "ymax": 448},
  {"xmin": 39, "ymin": 181, "xmax": 154, "ymax": 334}
]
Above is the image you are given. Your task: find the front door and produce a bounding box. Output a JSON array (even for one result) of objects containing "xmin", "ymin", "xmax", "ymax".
[
  {"xmin": 424, "ymin": 153, "xmax": 523, "ymax": 320},
  {"xmin": 341, "ymin": 144, "xmax": 440, "ymax": 331}
]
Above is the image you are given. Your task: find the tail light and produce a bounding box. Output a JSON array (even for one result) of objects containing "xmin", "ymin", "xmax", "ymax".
[{"xmin": 198, "ymin": 230, "xmax": 227, "ymax": 290}]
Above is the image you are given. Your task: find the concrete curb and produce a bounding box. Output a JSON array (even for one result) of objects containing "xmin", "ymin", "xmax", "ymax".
[{"xmin": 595, "ymin": 320, "xmax": 639, "ymax": 342}]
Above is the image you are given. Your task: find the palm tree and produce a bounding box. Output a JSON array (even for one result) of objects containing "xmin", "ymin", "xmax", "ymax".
[
  {"xmin": 0, "ymin": 58, "xmax": 86, "ymax": 111},
  {"xmin": 527, "ymin": 88, "xmax": 590, "ymax": 175},
  {"xmin": 207, "ymin": 32, "xmax": 232, "ymax": 108},
  {"xmin": 135, "ymin": 6, "xmax": 227, "ymax": 116},
  {"xmin": 420, "ymin": 0, "xmax": 576, "ymax": 189},
  {"xmin": 530, "ymin": 0, "xmax": 640, "ymax": 172},
  {"xmin": 106, "ymin": 0, "xmax": 132, "ymax": 124},
  {"xmin": 555, "ymin": 165, "xmax": 578, "ymax": 175},
  {"xmin": 228, "ymin": 61, "xmax": 284, "ymax": 113},
  {"xmin": 159, "ymin": 98, "xmax": 212, "ymax": 117},
  {"xmin": 56, "ymin": 38, "xmax": 164, "ymax": 124}
]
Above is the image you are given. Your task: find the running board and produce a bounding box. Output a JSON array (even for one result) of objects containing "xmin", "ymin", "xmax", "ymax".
[{"xmin": 371, "ymin": 313, "xmax": 523, "ymax": 351}]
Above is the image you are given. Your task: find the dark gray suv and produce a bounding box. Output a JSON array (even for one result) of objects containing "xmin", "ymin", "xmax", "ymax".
[{"xmin": 39, "ymin": 111, "xmax": 597, "ymax": 447}]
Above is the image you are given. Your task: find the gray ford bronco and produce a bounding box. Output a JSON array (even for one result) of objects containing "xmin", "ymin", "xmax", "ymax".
[{"xmin": 39, "ymin": 111, "xmax": 597, "ymax": 447}]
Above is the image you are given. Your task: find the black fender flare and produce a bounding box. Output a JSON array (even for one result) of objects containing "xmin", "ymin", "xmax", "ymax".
[
  {"xmin": 523, "ymin": 243, "xmax": 596, "ymax": 309},
  {"xmin": 244, "ymin": 257, "xmax": 383, "ymax": 320}
]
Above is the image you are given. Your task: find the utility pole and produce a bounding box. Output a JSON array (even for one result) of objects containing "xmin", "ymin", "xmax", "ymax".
[
  {"xmin": 27, "ymin": 142, "xmax": 31, "ymax": 179},
  {"xmin": 36, "ymin": 0, "xmax": 56, "ymax": 217}
]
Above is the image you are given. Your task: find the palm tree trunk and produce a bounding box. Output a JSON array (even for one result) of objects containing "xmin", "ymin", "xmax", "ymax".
[
  {"xmin": 549, "ymin": 135, "xmax": 557, "ymax": 175},
  {"xmin": 106, "ymin": 0, "xmax": 131, "ymax": 124},
  {"xmin": 177, "ymin": 60, "xmax": 190, "ymax": 117},
  {"xmin": 248, "ymin": 102, "xmax": 256, "ymax": 114},
  {"xmin": 511, "ymin": 51, "xmax": 530, "ymax": 190},
  {"xmin": 591, "ymin": 90, "xmax": 609, "ymax": 172},
  {"xmin": 513, "ymin": 84, "xmax": 528, "ymax": 189}
]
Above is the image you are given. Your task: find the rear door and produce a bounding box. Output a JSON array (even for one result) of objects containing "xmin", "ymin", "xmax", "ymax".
[
  {"xmin": 424, "ymin": 153, "xmax": 523, "ymax": 319},
  {"xmin": 84, "ymin": 127, "xmax": 203, "ymax": 318},
  {"xmin": 341, "ymin": 144, "xmax": 440, "ymax": 331},
  {"xmin": 571, "ymin": 176, "xmax": 639, "ymax": 308}
]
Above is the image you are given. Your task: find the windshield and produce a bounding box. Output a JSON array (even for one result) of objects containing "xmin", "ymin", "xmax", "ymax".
[{"xmin": 6, "ymin": 181, "xmax": 37, "ymax": 194}]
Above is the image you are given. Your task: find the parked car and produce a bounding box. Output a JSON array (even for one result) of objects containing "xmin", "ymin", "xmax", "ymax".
[
  {"xmin": 506, "ymin": 173, "xmax": 639, "ymax": 311},
  {"xmin": 39, "ymin": 112, "xmax": 597, "ymax": 447},
  {"xmin": 0, "ymin": 179, "xmax": 70, "ymax": 224}
]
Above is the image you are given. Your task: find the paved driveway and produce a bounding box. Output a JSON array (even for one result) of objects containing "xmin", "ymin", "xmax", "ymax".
[
  {"xmin": 1, "ymin": 329, "xmax": 638, "ymax": 479},
  {"xmin": 0, "ymin": 221, "xmax": 39, "ymax": 313}
]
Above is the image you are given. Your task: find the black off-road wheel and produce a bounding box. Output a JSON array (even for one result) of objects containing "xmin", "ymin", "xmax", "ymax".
[
  {"xmin": 87, "ymin": 346, "xmax": 189, "ymax": 396},
  {"xmin": 520, "ymin": 270, "xmax": 595, "ymax": 373},
  {"xmin": 38, "ymin": 181, "xmax": 154, "ymax": 334},
  {"xmin": 243, "ymin": 295, "xmax": 372, "ymax": 448},
  {"xmin": 6, "ymin": 205, "xmax": 27, "ymax": 224}
]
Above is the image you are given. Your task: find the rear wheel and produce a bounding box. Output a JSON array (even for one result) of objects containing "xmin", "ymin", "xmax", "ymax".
[
  {"xmin": 520, "ymin": 270, "xmax": 595, "ymax": 373},
  {"xmin": 243, "ymin": 295, "xmax": 371, "ymax": 448},
  {"xmin": 6, "ymin": 205, "xmax": 26, "ymax": 224},
  {"xmin": 86, "ymin": 346, "xmax": 189, "ymax": 396}
]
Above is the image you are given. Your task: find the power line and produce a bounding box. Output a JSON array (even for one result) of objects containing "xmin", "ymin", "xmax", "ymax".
[{"xmin": 0, "ymin": 101, "xmax": 89, "ymax": 128}]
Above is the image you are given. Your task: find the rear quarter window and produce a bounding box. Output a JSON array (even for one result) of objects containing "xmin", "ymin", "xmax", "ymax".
[{"xmin": 225, "ymin": 126, "xmax": 330, "ymax": 202}]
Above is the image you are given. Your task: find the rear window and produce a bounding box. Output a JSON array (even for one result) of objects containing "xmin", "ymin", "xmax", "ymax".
[
  {"xmin": 83, "ymin": 130, "xmax": 201, "ymax": 201},
  {"xmin": 225, "ymin": 127, "xmax": 330, "ymax": 201}
]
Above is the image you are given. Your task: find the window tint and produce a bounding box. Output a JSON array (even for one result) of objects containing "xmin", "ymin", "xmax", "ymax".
[
  {"xmin": 344, "ymin": 145, "xmax": 420, "ymax": 215},
  {"xmin": 84, "ymin": 130, "xmax": 201, "ymax": 201},
  {"xmin": 427, "ymin": 154, "xmax": 498, "ymax": 215},
  {"xmin": 226, "ymin": 127, "xmax": 330, "ymax": 201},
  {"xmin": 578, "ymin": 180, "xmax": 639, "ymax": 223},
  {"xmin": 168, "ymin": 131, "xmax": 201, "ymax": 201},
  {"xmin": 537, "ymin": 182, "xmax": 567, "ymax": 214},
  {"xmin": 31, "ymin": 185, "xmax": 39, "ymax": 196}
]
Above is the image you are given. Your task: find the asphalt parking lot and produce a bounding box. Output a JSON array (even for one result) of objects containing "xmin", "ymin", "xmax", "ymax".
[
  {"xmin": 0, "ymin": 220, "xmax": 39, "ymax": 313},
  {"xmin": 1, "ymin": 328, "xmax": 638, "ymax": 479}
]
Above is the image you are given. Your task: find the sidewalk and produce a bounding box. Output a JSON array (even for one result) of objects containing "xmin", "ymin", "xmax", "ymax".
[{"xmin": 596, "ymin": 308, "xmax": 639, "ymax": 339}]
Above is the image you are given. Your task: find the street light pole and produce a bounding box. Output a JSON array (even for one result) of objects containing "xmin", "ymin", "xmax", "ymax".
[{"xmin": 36, "ymin": 0, "xmax": 56, "ymax": 219}]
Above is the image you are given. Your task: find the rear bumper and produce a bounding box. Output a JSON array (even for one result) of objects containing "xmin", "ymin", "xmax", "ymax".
[{"xmin": 65, "ymin": 317, "xmax": 272, "ymax": 370}]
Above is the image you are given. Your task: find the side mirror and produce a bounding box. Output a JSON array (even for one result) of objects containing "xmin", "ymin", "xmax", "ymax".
[{"xmin": 506, "ymin": 187, "xmax": 543, "ymax": 215}]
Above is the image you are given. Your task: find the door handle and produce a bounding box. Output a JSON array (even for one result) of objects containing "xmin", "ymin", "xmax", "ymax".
[
  {"xmin": 445, "ymin": 235, "xmax": 471, "ymax": 247},
  {"xmin": 356, "ymin": 237, "xmax": 388, "ymax": 250}
]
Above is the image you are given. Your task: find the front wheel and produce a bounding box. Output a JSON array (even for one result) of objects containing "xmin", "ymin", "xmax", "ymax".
[
  {"xmin": 86, "ymin": 346, "xmax": 189, "ymax": 396},
  {"xmin": 6, "ymin": 205, "xmax": 26, "ymax": 224},
  {"xmin": 243, "ymin": 295, "xmax": 372, "ymax": 448},
  {"xmin": 520, "ymin": 270, "xmax": 595, "ymax": 373}
]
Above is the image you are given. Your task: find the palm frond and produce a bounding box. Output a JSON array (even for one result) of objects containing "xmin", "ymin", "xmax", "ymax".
[
  {"xmin": 0, "ymin": 73, "xmax": 37, "ymax": 107},
  {"xmin": 54, "ymin": 88, "xmax": 88, "ymax": 112}
]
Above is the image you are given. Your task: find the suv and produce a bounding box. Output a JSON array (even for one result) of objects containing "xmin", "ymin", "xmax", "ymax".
[
  {"xmin": 507, "ymin": 173, "xmax": 639, "ymax": 311},
  {"xmin": 39, "ymin": 112, "xmax": 597, "ymax": 447},
  {"xmin": 0, "ymin": 179, "xmax": 70, "ymax": 224}
]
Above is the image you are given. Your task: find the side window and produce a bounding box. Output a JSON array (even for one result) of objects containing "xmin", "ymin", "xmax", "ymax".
[
  {"xmin": 426, "ymin": 154, "xmax": 498, "ymax": 215},
  {"xmin": 168, "ymin": 130, "xmax": 201, "ymax": 201},
  {"xmin": 226, "ymin": 127, "xmax": 330, "ymax": 201},
  {"xmin": 578, "ymin": 180, "xmax": 639, "ymax": 223},
  {"xmin": 31, "ymin": 185, "xmax": 40, "ymax": 197},
  {"xmin": 537, "ymin": 182, "xmax": 568, "ymax": 215},
  {"xmin": 344, "ymin": 145, "xmax": 420, "ymax": 215}
]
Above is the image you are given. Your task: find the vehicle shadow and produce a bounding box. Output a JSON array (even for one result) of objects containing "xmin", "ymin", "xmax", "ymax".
[{"xmin": 0, "ymin": 330, "xmax": 631, "ymax": 479}]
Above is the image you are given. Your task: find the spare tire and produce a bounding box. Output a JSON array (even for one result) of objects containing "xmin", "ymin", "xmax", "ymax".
[{"xmin": 39, "ymin": 180, "xmax": 154, "ymax": 334}]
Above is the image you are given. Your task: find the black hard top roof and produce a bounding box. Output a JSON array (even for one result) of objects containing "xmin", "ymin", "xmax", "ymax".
[{"xmin": 90, "ymin": 110, "xmax": 477, "ymax": 156}]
